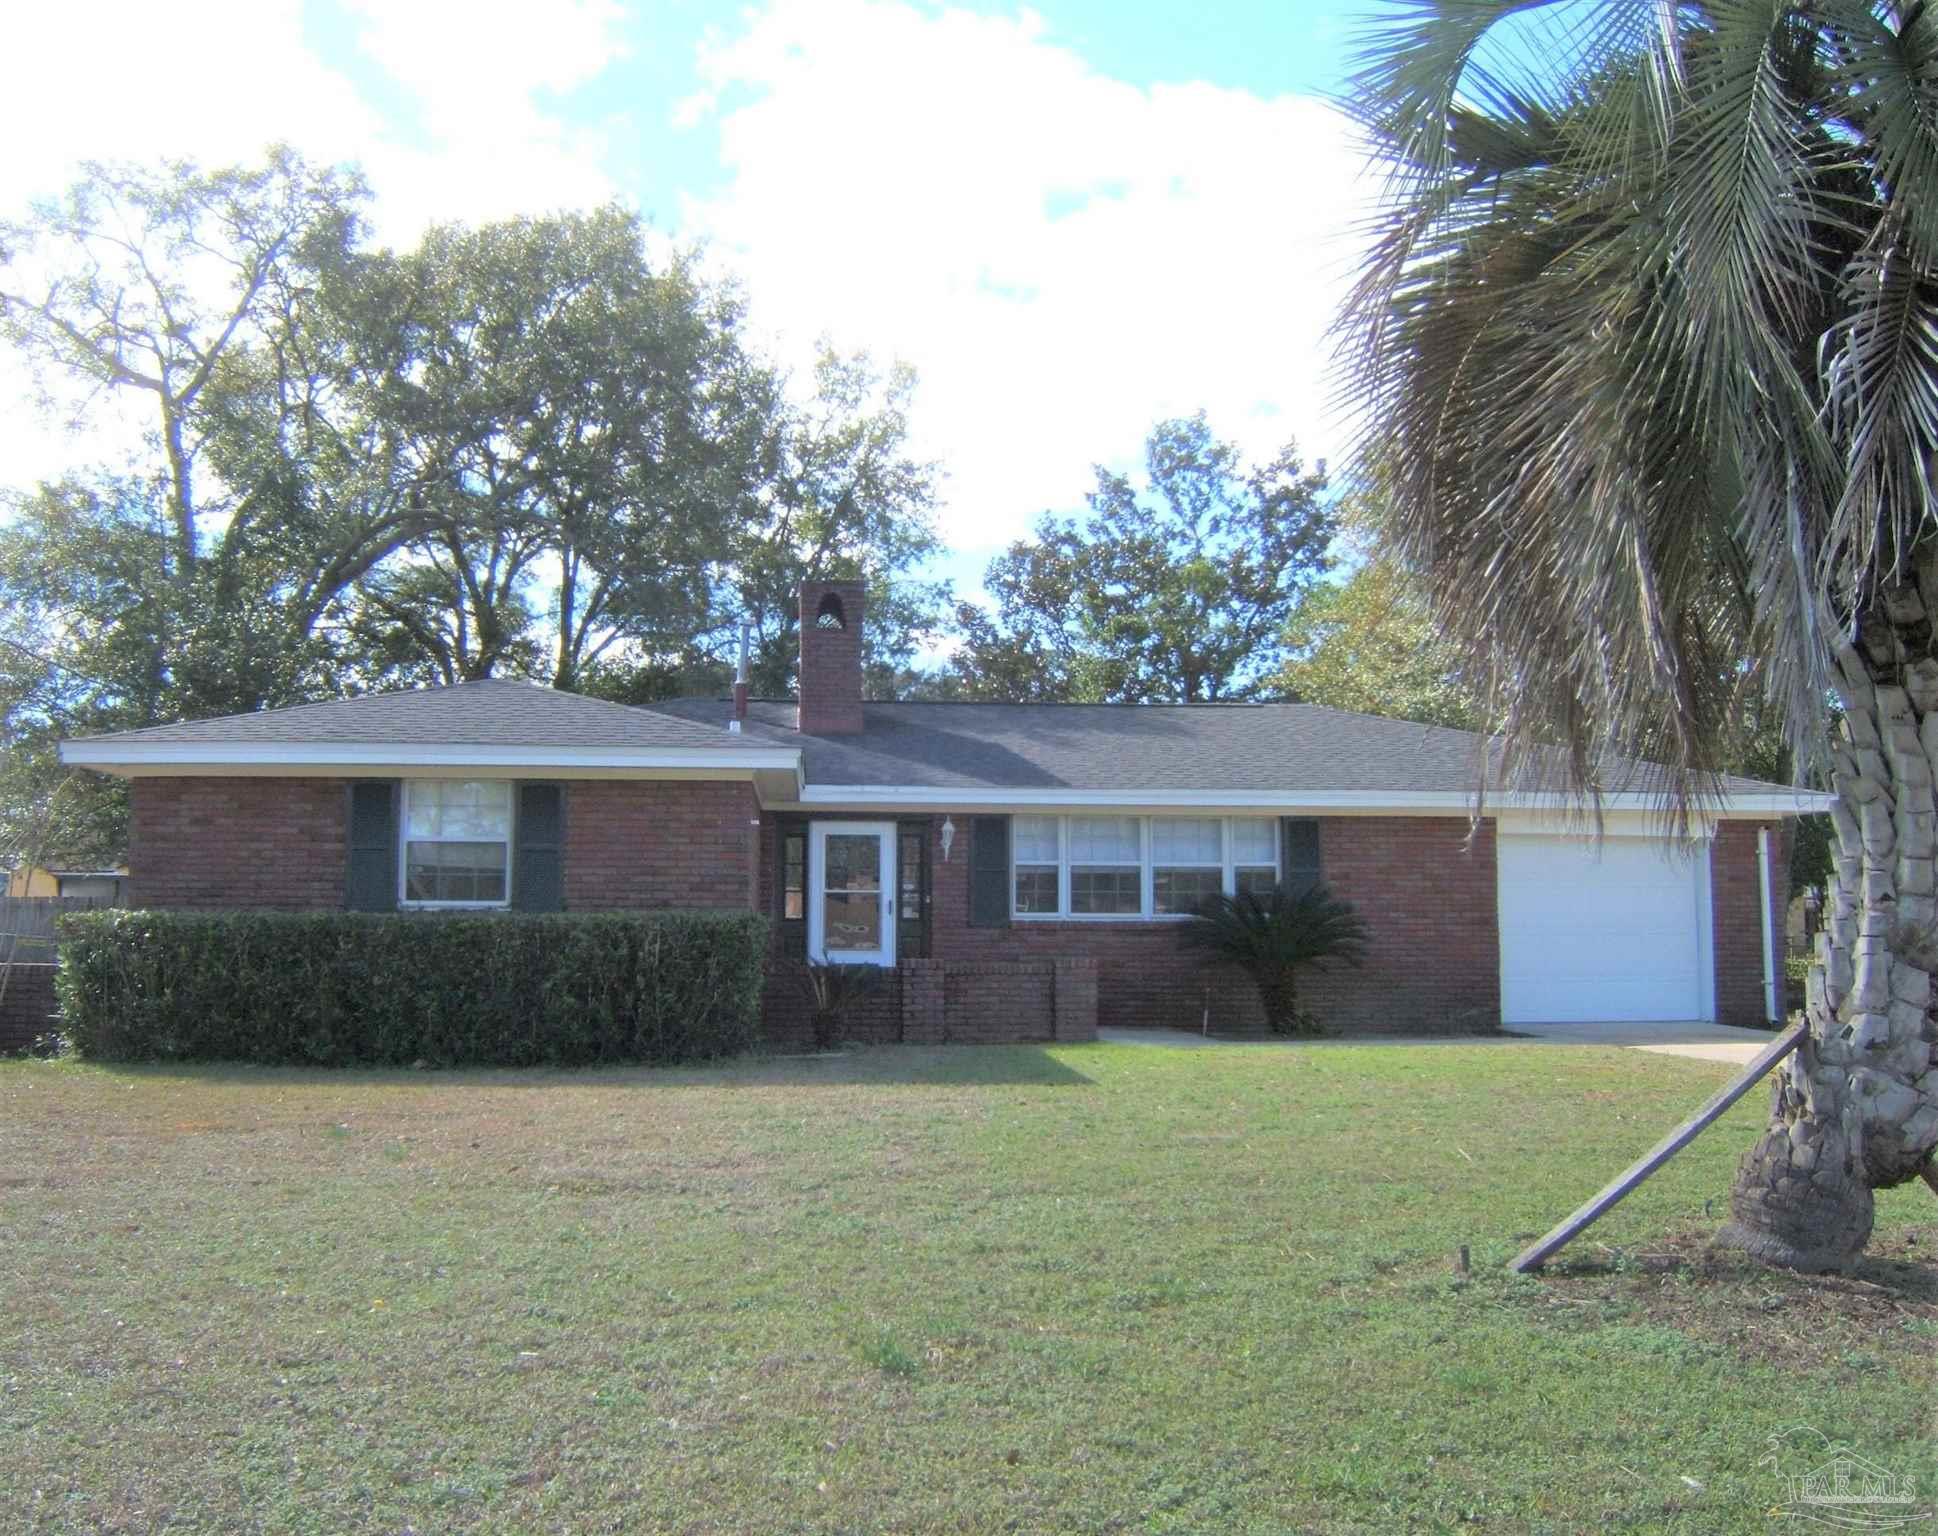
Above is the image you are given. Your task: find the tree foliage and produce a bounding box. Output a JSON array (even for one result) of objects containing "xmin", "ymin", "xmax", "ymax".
[
  {"xmin": 1274, "ymin": 521, "xmax": 1485, "ymax": 730},
  {"xmin": 946, "ymin": 414, "xmax": 1332, "ymax": 702},
  {"xmin": 0, "ymin": 151, "xmax": 948, "ymax": 854}
]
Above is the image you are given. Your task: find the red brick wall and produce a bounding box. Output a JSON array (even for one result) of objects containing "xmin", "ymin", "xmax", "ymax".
[
  {"xmin": 128, "ymin": 777, "xmax": 761, "ymax": 914},
  {"xmin": 765, "ymin": 812, "xmax": 1503, "ymax": 1035},
  {"xmin": 564, "ymin": 780, "xmax": 760, "ymax": 911},
  {"xmin": 1303, "ymin": 816, "xmax": 1501, "ymax": 1032},
  {"xmin": 130, "ymin": 777, "xmax": 350, "ymax": 909},
  {"xmin": 797, "ymin": 580, "xmax": 865, "ymax": 734},
  {"xmin": 1712, "ymin": 818, "xmax": 1790, "ymax": 1029}
]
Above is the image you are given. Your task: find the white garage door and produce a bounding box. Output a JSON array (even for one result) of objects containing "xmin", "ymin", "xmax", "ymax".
[{"xmin": 1497, "ymin": 833, "xmax": 1712, "ymax": 1024}]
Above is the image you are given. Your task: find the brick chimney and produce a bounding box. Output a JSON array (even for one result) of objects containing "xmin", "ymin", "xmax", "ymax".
[{"xmin": 797, "ymin": 579, "xmax": 865, "ymax": 734}]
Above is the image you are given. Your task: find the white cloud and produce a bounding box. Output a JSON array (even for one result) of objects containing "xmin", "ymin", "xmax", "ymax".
[
  {"xmin": 0, "ymin": 0, "xmax": 630, "ymax": 492},
  {"xmin": 340, "ymin": 0, "xmax": 631, "ymax": 235},
  {"xmin": 678, "ymin": 0, "xmax": 1376, "ymax": 548}
]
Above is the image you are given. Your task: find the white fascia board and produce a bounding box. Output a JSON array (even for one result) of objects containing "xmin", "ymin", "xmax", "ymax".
[
  {"xmin": 793, "ymin": 784, "xmax": 1836, "ymax": 815},
  {"xmin": 59, "ymin": 739, "xmax": 804, "ymax": 774}
]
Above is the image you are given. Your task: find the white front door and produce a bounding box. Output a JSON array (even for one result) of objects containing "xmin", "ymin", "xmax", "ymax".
[{"xmin": 808, "ymin": 821, "xmax": 897, "ymax": 966}]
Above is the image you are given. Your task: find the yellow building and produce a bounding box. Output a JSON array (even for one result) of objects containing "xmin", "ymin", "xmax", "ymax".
[{"xmin": 4, "ymin": 865, "xmax": 129, "ymax": 903}]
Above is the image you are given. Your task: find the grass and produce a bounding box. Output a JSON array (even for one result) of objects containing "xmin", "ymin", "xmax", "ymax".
[{"xmin": 1, "ymin": 1039, "xmax": 1933, "ymax": 1534}]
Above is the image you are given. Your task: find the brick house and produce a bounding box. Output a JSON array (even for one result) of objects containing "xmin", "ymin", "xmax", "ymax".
[{"xmin": 61, "ymin": 580, "xmax": 1827, "ymax": 1045}]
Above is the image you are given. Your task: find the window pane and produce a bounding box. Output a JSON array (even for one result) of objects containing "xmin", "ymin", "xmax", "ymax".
[
  {"xmin": 1067, "ymin": 816, "xmax": 1139, "ymax": 863},
  {"xmin": 1071, "ymin": 868, "xmax": 1140, "ymax": 914},
  {"xmin": 404, "ymin": 782, "xmax": 441, "ymax": 838},
  {"xmin": 1014, "ymin": 865, "xmax": 1059, "ymax": 914},
  {"xmin": 1154, "ymin": 866, "xmax": 1222, "ymax": 914},
  {"xmin": 1151, "ymin": 817, "xmax": 1221, "ymax": 863},
  {"xmin": 1235, "ymin": 865, "xmax": 1279, "ymax": 897},
  {"xmin": 1013, "ymin": 815, "xmax": 1060, "ymax": 863},
  {"xmin": 405, "ymin": 840, "xmax": 507, "ymax": 903},
  {"xmin": 406, "ymin": 780, "xmax": 511, "ymax": 839},
  {"xmin": 823, "ymin": 833, "xmax": 882, "ymax": 892},
  {"xmin": 1230, "ymin": 819, "xmax": 1277, "ymax": 865},
  {"xmin": 783, "ymin": 832, "xmax": 805, "ymax": 921},
  {"xmin": 823, "ymin": 890, "xmax": 882, "ymax": 950}
]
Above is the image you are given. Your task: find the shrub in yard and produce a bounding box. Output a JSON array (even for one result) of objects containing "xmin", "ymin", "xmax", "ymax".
[
  {"xmin": 55, "ymin": 909, "xmax": 768, "ymax": 1067},
  {"xmin": 796, "ymin": 961, "xmax": 882, "ymax": 1051},
  {"xmin": 1183, "ymin": 885, "xmax": 1369, "ymax": 1036}
]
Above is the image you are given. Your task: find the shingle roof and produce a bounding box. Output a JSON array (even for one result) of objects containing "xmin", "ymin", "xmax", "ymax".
[
  {"xmin": 71, "ymin": 678, "xmax": 744, "ymax": 751},
  {"xmin": 652, "ymin": 697, "xmax": 1799, "ymax": 798},
  {"xmin": 65, "ymin": 680, "xmax": 1811, "ymax": 801}
]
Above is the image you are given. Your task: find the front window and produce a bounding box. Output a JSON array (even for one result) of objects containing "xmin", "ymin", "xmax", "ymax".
[
  {"xmin": 1152, "ymin": 817, "xmax": 1224, "ymax": 914},
  {"xmin": 1068, "ymin": 816, "xmax": 1142, "ymax": 914},
  {"xmin": 403, "ymin": 780, "xmax": 511, "ymax": 906},
  {"xmin": 1231, "ymin": 817, "xmax": 1280, "ymax": 897},
  {"xmin": 1011, "ymin": 816, "xmax": 1284, "ymax": 919},
  {"xmin": 1013, "ymin": 815, "xmax": 1061, "ymax": 914}
]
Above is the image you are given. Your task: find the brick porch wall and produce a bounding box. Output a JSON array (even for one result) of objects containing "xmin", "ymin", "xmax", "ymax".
[
  {"xmin": 1712, "ymin": 818, "xmax": 1792, "ymax": 1029},
  {"xmin": 758, "ymin": 959, "xmax": 1098, "ymax": 1047}
]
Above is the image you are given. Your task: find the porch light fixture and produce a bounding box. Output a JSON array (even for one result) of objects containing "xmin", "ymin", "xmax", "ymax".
[{"xmin": 940, "ymin": 816, "xmax": 956, "ymax": 862}]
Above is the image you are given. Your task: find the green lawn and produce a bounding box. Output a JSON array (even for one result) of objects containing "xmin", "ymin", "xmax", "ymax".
[{"xmin": 2, "ymin": 1041, "xmax": 1933, "ymax": 1534}]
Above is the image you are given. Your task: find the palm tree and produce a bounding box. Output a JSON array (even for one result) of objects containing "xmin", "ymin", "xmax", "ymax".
[
  {"xmin": 1342, "ymin": 2, "xmax": 1938, "ymax": 1270},
  {"xmin": 1184, "ymin": 886, "xmax": 1370, "ymax": 1035}
]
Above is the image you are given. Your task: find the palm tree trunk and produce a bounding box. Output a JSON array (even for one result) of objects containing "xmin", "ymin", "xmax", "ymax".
[
  {"xmin": 1260, "ymin": 969, "xmax": 1298, "ymax": 1036},
  {"xmin": 1720, "ymin": 584, "xmax": 1938, "ymax": 1270}
]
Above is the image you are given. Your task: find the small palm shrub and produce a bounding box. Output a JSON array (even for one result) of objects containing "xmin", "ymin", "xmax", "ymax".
[
  {"xmin": 1184, "ymin": 885, "xmax": 1369, "ymax": 1037},
  {"xmin": 799, "ymin": 961, "xmax": 881, "ymax": 1051}
]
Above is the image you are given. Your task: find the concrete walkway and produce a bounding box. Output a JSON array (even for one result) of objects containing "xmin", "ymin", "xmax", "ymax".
[{"xmin": 1098, "ymin": 1019, "xmax": 1780, "ymax": 1065}]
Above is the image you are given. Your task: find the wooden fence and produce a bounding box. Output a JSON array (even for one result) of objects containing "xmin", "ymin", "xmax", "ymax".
[
  {"xmin": 0, "ymin": 896, "xmax": 116, "ymax": 1051},
  {"xmin": 0, "ymin": 895, "xmax": 109, "ymax": 961}
]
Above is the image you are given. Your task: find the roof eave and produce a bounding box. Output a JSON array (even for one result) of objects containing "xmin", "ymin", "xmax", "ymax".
[
  {"xmin": 59, "ymin": 739, "xmax": 806, "ymax": 776},
  {"xmin": 791, "ymin": 784, "xmax": 1835, "ymax": 815}
]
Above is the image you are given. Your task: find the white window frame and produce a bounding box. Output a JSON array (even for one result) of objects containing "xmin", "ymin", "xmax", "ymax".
[
  {"xmin": 398, "ymin": 779, "xmax": 514, "ymax": 910},
  {"xmin": 1012, "ymin": 816, "xmax": 1282, "ymax": 922}
]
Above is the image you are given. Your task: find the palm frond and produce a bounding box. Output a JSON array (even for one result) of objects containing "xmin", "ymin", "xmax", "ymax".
[
  {"xmin": 1183, "ymin": 885, "xmax": 1371, "ymax": 970},
  {"xmin": 1339, "ymin": 0, "xmax": 1930, "ymax": 815}
]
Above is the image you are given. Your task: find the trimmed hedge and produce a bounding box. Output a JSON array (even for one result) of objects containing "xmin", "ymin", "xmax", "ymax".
[{"xmin": 55, "ymin": 909, "xmax": 769, "ymax": 1067}]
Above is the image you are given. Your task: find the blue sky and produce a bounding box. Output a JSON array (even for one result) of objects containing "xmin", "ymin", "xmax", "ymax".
[{"xmin": 3, "ymin": 0, "xmax": 1386, "ymax": 603}]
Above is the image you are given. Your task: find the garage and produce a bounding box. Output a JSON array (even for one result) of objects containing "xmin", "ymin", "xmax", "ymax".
[{"xmin": 1497, "ymin": 831, "xmax": 1714, "ymax": 1024}]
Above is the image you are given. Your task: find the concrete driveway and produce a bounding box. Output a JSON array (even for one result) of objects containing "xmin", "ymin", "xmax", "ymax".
[
  {"xmin": 1098, "ymin": 1019, "xmax": 1780, "ymax": 1065},
  {"xmin": 1509, "ymin": 1018, "xmax": 1779, "ymax": 1064}
]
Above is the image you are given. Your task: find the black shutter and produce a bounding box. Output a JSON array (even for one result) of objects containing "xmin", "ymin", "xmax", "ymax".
[
  {"xmin": 346, "ymin": 781, "xmax": 399, "ymax": 911},
  {"xmin": 513, "ymin": 783, "xmax": 565, "ymax": 911},
  {"xmin": 1281, "ymin": 818, "xmax": 1322, "ymax": 897},
  {"xmin": 969, "ymin": 815, "xmax": 1011, "ymax": 928}
]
